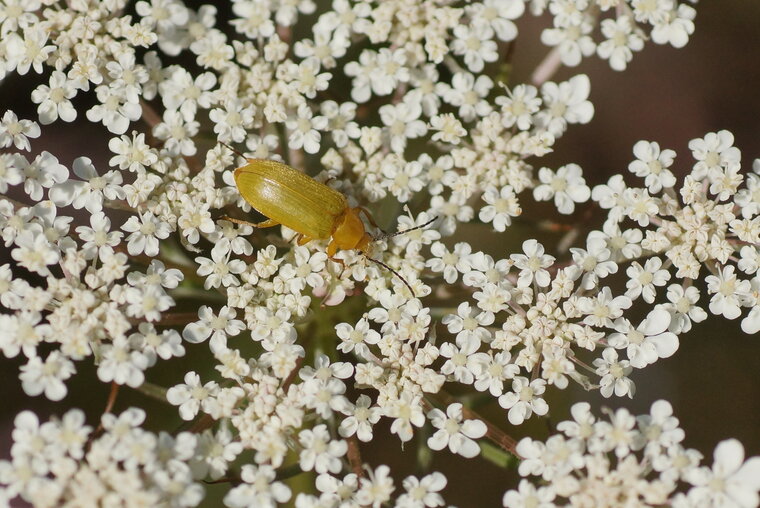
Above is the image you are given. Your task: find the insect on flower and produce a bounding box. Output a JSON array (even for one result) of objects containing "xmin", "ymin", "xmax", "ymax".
[{"xmin": 221, "ymin": 144, "xmax": 436, "ymax": 296}]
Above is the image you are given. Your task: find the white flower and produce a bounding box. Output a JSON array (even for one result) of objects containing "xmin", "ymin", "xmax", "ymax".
[
  {"xmin": 496, "ymin": 84, "xmax": 541, "ymax": 131},
  {"xmin": 535, "ymin": 74, "xmax": 594, "ymax": 137},
  {"xmin": 623, "ymin": 187, "xmax": 658, "ymax": 226},
  {"xmin": 136, "ymin": 0, "xmax": 189, "ymax": 31},
  {"xmin": 511, "ymin": 239, "xmax": 555, "ymax": 288},
  {"xmin": 0, "ymin": 153, "xmax": 24, "ymax": 192},
  {"xmin": 75, "ymin": 211, "xmax": 123, "ymax": 260},
  {"xmin": 49, "ymin": 156, "xmax": 124, "ymax": 213},
  {"xmin": 159, "ymin": 67, "xmax": 216, "ymax": 120},
  {"xmin": 5, "ymin": 27, "xmax": 55, "ymax": 75},
  {"xmin": 540, "ymin": 17, "xmax": 595, "ymax": 67},
  {"xmin": 286, "ymin": 103, "xmax": 327, "ymax": 154},
  {"xmin": 122, "ymin": 211, "xmax": 172, "ymax": 256},
  {"xmin": 688, "ymin": 129, "xmax": 741, "ymax": 180},
  {"xmin": 336, "ymin": 318, "xmax": 380, "ymax": 359},
  {"xmin": 503, "ymin": 479, "xmax": 556, "ymax": 508},
  {"xmin": 195, "ymin": 243, "xmax": 246, "ymax": 290},
  {"xmin": 381, "ymin": 157, "xmax": 426, "ymax": 203},
  {"xmin": 426, "ymin": 241, "xmax": 472, "ymax": 284},
  {"xmin": 451, "ymin": 23, "xmax": 499, "ymax": 73},
  {"xmin": 356, "ymin": 465, "xmax": 395, "ymax": 507},
  {"xmin": 19, "ymin": 352, "xmax": 74, "ymax": 401},
  {"xmin": 439, "ymin": 72, "xmax": 493, "ymax": 122},
  {"xmin": 439, "ymin": 335, "xmax": 481, "ymax": 385},
  {"xmin": 320, "ymin": 100, "xmax": 360, "ymax": 147},
  {"xmin": 388, "ymin": 392, "xmax": 425, "ymax": 442},
  {"xmin": 10, "ymin": 229, "xmax": 58, "ymax": 277},
  {"xmin": 625, "ymin": 257, "xmax": 671, "ymax": 303},
  {"xmin": 31, "ymin": 70, "xmax": 79, "ymax": 124},
  {"xmin": 0, "ymin": 0, "xmax": 39, "ymax": 36},
  {"xmin": 580, "ymin": 287, "xmax": 633, "ymax": 328},
  {"xmin": 590, "ymin": 406, "xmax": 644, "ymax": 457},
  {"xmin": 379, "ymin": 100, "xmax": 427, "ymax": 153},
  {"xmin": 397, "ymin": 472, "xmax": 447, "ymax": 508},
  {"xmin": 684, "ymin": 439, "xmax": 760, "ymax": 508},
  {"xmin": 469, "ymin": 0, "xmax": 524, "ymax": 41},
  {"xmin": 660, "ymin": 284, "xmax": 707, "ymax": 334},
  {"xmin": 533, "ymin": 163, "xmax": 591, "ymax": 214},
  {"xmin": 471, "ymin": 351, "xmax": 519, "ymax": 396},
  {"xmin": 298, "ymin": 424, "xmax": 347, "ymax": 474},
  {"xmin": 741, "ymin": 277, "xmax": 760, "ymax": 334},
  {"xmin": 123, "ymin": 284, "xmax": 174, "ymax": 322},
  {"xmin": 177, "ymin": 197, "xmax": 215, "ymax": 244},
  {"xmin": 339, "ymin": 394, "xmax": 381, "ymax": 442},
  {"xmin": 607, "ymin": 308, "xmax": 679, "ymax": 368},
  {"xmin": 129, "ymin": 322, "xmax": 185, "ymax": 365},
  {"xmin": 224, "ymin": 464, "xmax": 291, "ymax": 508},
  {"xmin": 593, "ymin": 348, "xmax": 635, "ymax": 398},
  {"xmin": 128, "ymin": 259, "xmax": 184, "ymax": 289},
  {"xmin": 193, "ymin": 424, "xmax": 243, "ymax": 481},
  {"xmin": 294, "ymin": 27, "xmax": 349, "ymax": 68},
  {"xmin": 344, "ymin": 49, "xmax": 377, "ymax": 103},
  {"xmin": 182, "ymin": 305, "xmax": 245, "ymax": 351},
  {"xmin": 166, "ymin": 371, "xmax": 219, "ymax": 420},
  {"xmin": 96, "ymin": 336, "xmax": 149, "ymax": 388},
  {"xmin": 370, "ymin": 48, "xmax": 410, "ymax": 96},
  {"xmin": 442, "ymin": 302, "xmax": 494, "ymax": 344},
  {"xmin": 430, "ymin": 113, "xmax": 467, "ymax": 144},
  {"xmin": 592, "ymin": 174, "xmax": 629, "ymax": 219},
  {"xmin": 427, "ymin": 403, "xmax": 487, "ymax": 458},
  {"xmin": 209, "ymin": 99, "xmax": 255, "ymax": 144},
  {"xmin": 108, "ymin": 131, "xmax": 159, "ymax": 172},
  {"xmin": 637, "ymin": 400, "xmax": 685, "ymax": 453},
  {"xmin": 651, "ymin": 3, "xmax": 696, "ymax": 48},
  {"xmin": 85, "ymin": 84, "xmax": 142, "ymax": 135},
  {"xmin": 597, "ymin": 16, "xmax": 644, "ymax": 71},
  {"xmin": 20, "ymin": 150, "xmax": 68, "ymax": 201},
  {"xmin": 498, "ymin": 377, "xmax": 549, "ymax": 425},
  {"xmin": 628, "ymin": 140, "xmax": 677, "ymax": 193},
  {"xmin": 705, "ymin": 265, "xmax": 750, "ymax": 320},
  {"xmin": 480, "ymin": 185, "xmax": 521, "ymax": 232},
  {"xmin": 568, "ymin": 235, "xmax": 618, "ymax": 290},
  {"xmin": 152, "ymin": 111, "xmax": 199, "ymax": 157}
]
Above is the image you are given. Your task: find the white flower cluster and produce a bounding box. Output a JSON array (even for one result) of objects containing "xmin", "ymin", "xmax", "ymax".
[
  {"xmin": 593, "ymin": 130, "xmax": 760, "ymax": 334},
  {"xmin": 503, "ymin": 401, "xmax": 760, "ymax": 507},
  {"xmin": 1, "ymin": 0, "xmax": 756, "ymax": 506},
  {"xmin": 535, "ymin": 0, "xmax": 698, "ymax": 73},
  {"xmin": 0, "ymin": 408, "xmax": 208, "ymax": 507}
]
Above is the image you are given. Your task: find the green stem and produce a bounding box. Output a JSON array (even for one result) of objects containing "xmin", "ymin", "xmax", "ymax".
[{"xmin": 134, "ymin": 381, "xmax": 168, "ymax": 402}]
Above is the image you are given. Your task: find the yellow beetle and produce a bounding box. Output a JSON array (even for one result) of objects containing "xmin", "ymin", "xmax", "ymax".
[
  {"xmin": 223, "ymin": 151, "xmax": 435, "ymax": 295},
  {"xmin": 233, "ymin": 158, "xmax": 376, "ymax": 259}
]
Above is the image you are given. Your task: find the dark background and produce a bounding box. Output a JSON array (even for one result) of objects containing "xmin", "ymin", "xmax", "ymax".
[{"xmin": 1, "ymin": 1, "xmax": 759, "ymax": 506}]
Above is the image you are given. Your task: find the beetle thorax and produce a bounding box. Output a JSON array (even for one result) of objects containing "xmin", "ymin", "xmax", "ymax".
[{"xmin": 332, "ymin": 208, "xmax": 371, "ymax": 253}]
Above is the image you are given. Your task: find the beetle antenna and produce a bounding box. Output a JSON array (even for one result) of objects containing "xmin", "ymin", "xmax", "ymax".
[
  {"xmin": 364, "ymin": 255, "xmax": 415, "ymax": 298},
  {"xmin": 219, "ymin": 140, "xmax": 248, "ymax": 160},
  {"xmin": 376, "ymin": 216, "xmax": 437, "ymax": 241}
]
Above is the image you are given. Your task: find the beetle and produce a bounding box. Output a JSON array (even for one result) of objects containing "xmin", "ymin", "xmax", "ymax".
[{"xmin": 222, "ymin": 148, "xmax": 435, "ymax": 296}]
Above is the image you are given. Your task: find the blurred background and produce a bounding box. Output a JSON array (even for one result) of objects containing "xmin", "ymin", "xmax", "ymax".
[{"xmin": 1, "ymin": 1, "xmax": 760, "ymax": 506}]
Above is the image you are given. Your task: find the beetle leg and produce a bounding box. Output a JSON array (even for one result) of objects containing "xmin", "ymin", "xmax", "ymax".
[
  {"xmin": 295, "ymin": 234, "xmax": 312, "ymax": 246},
  {"xmin": 357, "ymin": 207, "xmax": 386, "ymax": 234},
  {"xmin": 327, "ymin": 238, "xmax": 339, "ymax": 259},
  {"xmin": 221, "ymin": 216, "xmax": 280, "ymax": 229},
  {"xmin": 328, "ymin": 254, "xmax": 346, "ymax": 282}
]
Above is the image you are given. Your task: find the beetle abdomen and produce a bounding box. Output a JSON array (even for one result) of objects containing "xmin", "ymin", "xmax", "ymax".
[{"xmin": 234, "ymin": 159, "xmax": 347, "ymax": 239}]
